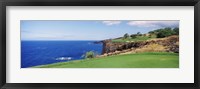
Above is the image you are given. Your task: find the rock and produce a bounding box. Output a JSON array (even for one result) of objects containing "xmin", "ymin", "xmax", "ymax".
[{"xmin": 101, "ymin": 35, "xmax": 179, "ymax": 54}]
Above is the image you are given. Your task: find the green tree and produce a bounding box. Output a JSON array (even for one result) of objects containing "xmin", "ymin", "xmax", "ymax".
[
  {"xmin": 148, "ymin": 29, "xmax": 162, "ymax": 35},
  {"xmin": 123, "ymin": 33, "xmax": 129, "ymax": 39},
  {"xmin": 173, "ymin": 27, "xmax": 179, "ymax": 35},
  {"xmin": 85, "ymin": 51, "xmax": 95, "ymax": 59},
  {"xmin": 136, "ymin": 32, "xmax": 142, "ymax": 36},
  {"xmin": 130, "ymin": 34, "xmax": 137, "ymax": 39},
  {"xmin": 157, "ymin": 28, "xmax": 175, "ymax": 38}
]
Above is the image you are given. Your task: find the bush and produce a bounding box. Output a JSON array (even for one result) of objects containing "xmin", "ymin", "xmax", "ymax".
[
  {"xmin": 130, "ymin": 34, "xmax": 137, "ymax": 39},
  {"xmin": 148, "ymin": 27, "xmax": 179, "ymax": 38},
  {"xmin": 173, "ymin": 27, "xmax": 179, "ymax": 35},
  {"xmin": 123, "ymin": 33, "xmax": 129, "ymax": 39},
  {"xmin": 85, "ymin": 51, "xmax": 95, "ymax": 59},
  {"xmin": 157, "ymin": 28, "xmax": 175, "ymax": 38},
  {"xmin": 136, "ymin": 32, "xmax": 142, "ymax": 36}
]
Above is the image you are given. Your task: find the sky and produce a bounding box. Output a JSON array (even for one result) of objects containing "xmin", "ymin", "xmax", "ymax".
[{"xmin": 21, "ymin": 20, "xmax": 179, "ymax": 41}]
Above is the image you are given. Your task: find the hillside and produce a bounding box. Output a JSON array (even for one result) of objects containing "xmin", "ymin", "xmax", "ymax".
[
  {"xmin": 100, "ymin": 35, "xmax": 179, "ymax": 57},
  {"xmin": 32, "ymin": 35, "xmax": 179, "ymax": 68},
  {"xmin": 33, "ymin": 52, "xmax": 179, "ymax": 68},
  {"xmin": 32, "ymin": 27, "xmax": 179, "ymax": 68}
]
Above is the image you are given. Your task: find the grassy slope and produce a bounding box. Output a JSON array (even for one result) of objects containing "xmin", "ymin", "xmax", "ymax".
[
  {"xmin": 112, "ymin": 36, "xmax": 156, "ymax": 43},
  {"xmin": 33, "ymin": 52, "xmax": 179, "ymax": 68}
]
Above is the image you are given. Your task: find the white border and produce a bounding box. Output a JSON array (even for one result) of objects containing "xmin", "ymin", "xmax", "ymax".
[{"xmin": 6, "ymin": 6, "xmax": 194, "ymax": 83}]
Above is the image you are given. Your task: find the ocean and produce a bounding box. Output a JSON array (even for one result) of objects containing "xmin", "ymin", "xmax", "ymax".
[{"xmin": 21, "ymin": 41, "xmax": 103, "ymax": 68}]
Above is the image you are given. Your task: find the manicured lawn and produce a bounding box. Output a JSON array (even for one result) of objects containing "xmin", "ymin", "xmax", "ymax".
[
  {"xmin": 112, "ymin": 36, "xmax": 155, "ymax": 43},
  {"xmin": 32, "ymin": 52, "xmax": 179, "ymax": 68}
]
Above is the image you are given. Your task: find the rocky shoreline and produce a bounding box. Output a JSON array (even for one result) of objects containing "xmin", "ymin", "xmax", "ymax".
[{"xmin": 97, "ymin": 35, "xmax": 179, "ymax": 57}]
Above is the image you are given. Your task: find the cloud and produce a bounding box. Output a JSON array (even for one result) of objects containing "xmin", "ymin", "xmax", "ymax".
[
  {"xmin": 102, "ymin": 21, "xmax": 121, "ymax": 26},
  {"xmin": 127, "ymin": 21, "xmax": 179, "ymax": 28}
]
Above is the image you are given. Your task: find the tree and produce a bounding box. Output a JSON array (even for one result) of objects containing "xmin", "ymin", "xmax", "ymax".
[
  {"xmin": 85, "ymin": 51, "xmax": 95, "ymax": 59},
  {"xmin": 130, "ymin": 34, "xmax": 137, "ymax": 39},
  {"xmin": 148, "ymin": 29, "xmax": 162, "ymax": 35},
  {"xmin": 148, "ymin": 27, "xmax": 179, "ymax": 38},
  {"xmin": 136, "ymin": 32, "xmax": 142, "ymax": 36},
  {"xmin": 148, "ymin": 31, "xmax": 154, "ymax": 34},
  {"xmin": 123, "ymin": 33, "xmax": 129, "ymax": 39},
  {"xmin": 173, "ymin": 27, "xmax": 179, "ymax": 35},
  {"xmin": 156, "ymin": 28, "xmax": 175, "ymax": 38},
  {"xmin": 157, "ymin": 30, "xmax": 168, "ymax": 38}
]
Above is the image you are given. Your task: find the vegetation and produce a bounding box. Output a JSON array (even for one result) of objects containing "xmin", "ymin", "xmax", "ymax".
[
  {"xmin": 112, "ymin": 35, "xmax": 155, "ymax": 43},
  {"xmin": 149, "ymin": 27, "xmax": 179, "ymax": 38},
  {"xmin": 136, "ymin": 32, "xmax": 142, "ymax": 36},
  {"xmin": 112, "ymin": 27, "xmax": 179, "ymax": 43},
  {"xmin": 130, "ymin": 34, "xmax": 137, "ymax": 39},
  {"xmin": 84, "ymin": 51, "xmax": 95, "ymax": 59},
  {"xmin": 123, "ymin": 33, "xmax": 129, "ymax": 39},
  {"xmin": 173, "ymin": 27, "xmax": 179, "ymax": 35},
  {"xmin": 32, "ymin": 27, "xmax": 179, "ymax": 68},
  {"xmin": 33, "ymin": 52, "xmax": 179, "ymax": 68}
]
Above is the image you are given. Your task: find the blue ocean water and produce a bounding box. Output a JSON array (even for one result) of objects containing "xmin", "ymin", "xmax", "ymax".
[{"xmin": 21, "ymin": 41, "xmax": 103, "ymax": 68}]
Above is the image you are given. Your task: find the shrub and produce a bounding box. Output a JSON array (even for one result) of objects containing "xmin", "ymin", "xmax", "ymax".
[
  {"xmin": 85, "ymin": 51, "xmax": 95, "ymax": 59},
  {"xmin": 136, "ymin": 32, "xmax": 142, "ymax": 36},
  {"xmin": 173, "ymin": 27, "xmax": 179, "ymax": 35},
  {"xmin": 148, "ymin": 27, "xmax": 179, "ymax": 38},
  {"xmin": 123, "ymin": 33, "xmax": 129, "ymax": 39},
  {"xmin": 130, "ymin": 34, "xmax": 137, "ymax": 39},
  {"xmin": 156, "ymin": 28, "xmax": 176, "ymax": 38}
]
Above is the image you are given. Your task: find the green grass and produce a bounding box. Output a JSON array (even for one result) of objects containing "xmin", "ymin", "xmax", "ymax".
[
  {"xmin": 32, "ymin": 52, "xmax": 179, "ymax": 68},
  {"xmin": 112, "ymin": 36, "xmax": 156, "ymax": 43}
]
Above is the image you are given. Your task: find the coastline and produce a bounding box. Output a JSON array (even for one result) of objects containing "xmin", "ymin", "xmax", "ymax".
[
  {"xmin": 30, "ymin": 35, "xmax": 179, "ymax": 68},
  {"xmin": 21, "ymin": 40, "xmax": 103, "ymax": 68},
  {"xmin": 31, "ymin": 52, "xmax": 179, "ymax": 68},
  {"xmin": 97, "ymin": 35, "xmax": 179, "ymax": 57}
]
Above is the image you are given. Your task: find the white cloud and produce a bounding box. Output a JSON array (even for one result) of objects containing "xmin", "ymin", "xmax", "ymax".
[
  {"xmin": 127, "ymin": 21, "xmax": 179, "ymax": 28},
  {"xmin": 102, "ymin": 21, "xmax": 121, "ymax": 26}
]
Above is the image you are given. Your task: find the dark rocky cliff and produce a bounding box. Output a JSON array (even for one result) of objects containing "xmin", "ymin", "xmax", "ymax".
[{"xmin": 101, "ymin": 35, "xmax": 179, "ymax": 55}]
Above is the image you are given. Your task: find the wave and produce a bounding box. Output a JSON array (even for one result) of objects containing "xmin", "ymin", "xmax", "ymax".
[{"xmin": 56, "ymin": 57, "xmax": 72, "ymax": 60}]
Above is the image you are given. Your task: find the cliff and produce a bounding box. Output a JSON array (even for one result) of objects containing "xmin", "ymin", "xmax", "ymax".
[{"xmin": 101, "ymin": 35, "xmax": 179, "ymax": 56}]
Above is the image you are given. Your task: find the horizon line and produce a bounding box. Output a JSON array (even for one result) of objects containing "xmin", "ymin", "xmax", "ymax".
[{"xmin": 21, "ymin": 40, "xmax": 104, "ymax": 41}]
